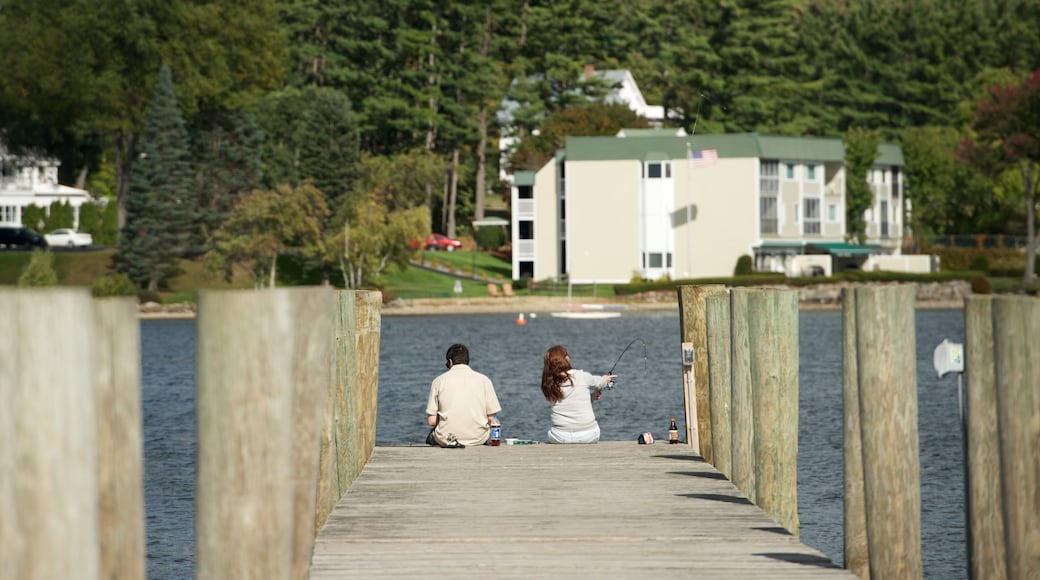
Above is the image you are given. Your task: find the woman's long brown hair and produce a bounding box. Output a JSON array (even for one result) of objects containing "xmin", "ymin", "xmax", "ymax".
[{"xmin": 540, "ymin": 345, "xmax": 572, "ymax": 404}]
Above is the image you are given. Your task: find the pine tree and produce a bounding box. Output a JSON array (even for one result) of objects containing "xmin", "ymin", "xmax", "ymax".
[{"xmin": 116, "ymin": 65, "xmax": 195, "ymax": 292}]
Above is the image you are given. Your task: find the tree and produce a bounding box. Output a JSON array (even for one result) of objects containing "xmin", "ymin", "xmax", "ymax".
[
  {"xmin": 510, "ymin": 103, "xmax": 647, "ymax": 171},
  {"xmin": 190, "ymin": 111, "xmax": 264, "ymax": 246},
  {"xmin": 331, "ymin": 150, "xmax": 442, "ymax": 288},
  {"xmin": 116, "ymin": 66, "xmax": 195, "ymax": 292},
  {"xmin": 207, "ymin": 183, "xmax": 329, "ymax": 289},
  {"xmin": 843, "ymin": 128, "xmax": 881, "ymax": 244},
  {"xmin": 960, "ymin": 69, "xmax": 1040, "ymax": 283},
  {"xmin": 17, "ymin": 250, "xmax": 58, "ymax": 287}
]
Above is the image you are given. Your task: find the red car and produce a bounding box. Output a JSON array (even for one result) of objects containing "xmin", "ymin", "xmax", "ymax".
[{"xmin": 420, "ymin": 233, "xmax": 462, "ymax": 251}]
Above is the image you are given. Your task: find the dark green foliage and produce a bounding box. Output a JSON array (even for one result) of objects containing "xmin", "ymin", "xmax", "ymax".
[
  {"xmin": 96, "ymin": 203, "xmax": 119, "ymax": 245},
  {"xmin": 970, "ymin": 275, "xmax": 992, "ymax": 294},
  {"xmin": 91, "ymin": 273, "xmax": 137, "ymax": 297},
  {"xmin": 190, "ymin": 110, "xmax": 264, "ymax": 246},
  {"xmin": 45, "ymin": 200, "xmax": 75, "ymax": 231},
  {"xmin": 474, "ymin": 226, "xmax": 506, "ymax": 251},
  {"xmin": 17, "ymin": 250, "xmax": 58, "ymax": 287},
  {"xmin": 21, "ymin": 205, "xmax": 46, "ymax": 232},
  {"xmin": 734, "ymin": 254, "xmax": 753, "ymax": 276},
  {"xmin": 969, "ymin": 255, "xmax": 990, "ymax": 273},
  {"xmin": 116, "ymin": 66, "xmax": 194, "ymax": 292},
  {"xmin": 78, "ymin": 202, "xmax": 102, "ymax": 237}
]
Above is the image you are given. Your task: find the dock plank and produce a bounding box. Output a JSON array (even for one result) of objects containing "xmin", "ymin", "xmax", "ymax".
[{"xmin": 310, "ymin": 443, "xmax": 854, "ymax": 579}]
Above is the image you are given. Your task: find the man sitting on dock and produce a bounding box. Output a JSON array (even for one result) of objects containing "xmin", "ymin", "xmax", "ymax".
[{"xmin": 425, "ymin": 344, "xmax": 502, "ymax": 447}]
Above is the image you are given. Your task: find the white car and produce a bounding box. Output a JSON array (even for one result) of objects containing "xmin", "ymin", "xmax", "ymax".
[{"xmin": 44, "ymin": 228, "xmax": 93, "ymax": 247}]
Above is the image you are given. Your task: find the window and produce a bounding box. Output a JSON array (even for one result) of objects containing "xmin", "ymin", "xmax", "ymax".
[
  {"xmin": 648, "ymin": 253, "xmax": 663, "ymax": 268},
  {"xmin": 760, "ymin": 160, "xmax": 779, "ymax": 194},
  {"xmin": 518, "ymin": 221, "xmax": 534, "ymax": 240},
  {"xmin": 518, "ymin": 185, "xmax": 532, "ymax": 199},
  {"xmin": 807, "ymin": 164, "xmax": 817, "ymax": 180},
  {"xmin": 785, "ymin": 163, "xmax": 795, "ymax": 179},
  {"xmin": 647, "ymin": 163, "xmax": 662, "ymax": 178},
  {"xmin": 760, "ymin": 197, "xmax": 778, "ymax": 234},
  {"xmin": 665, "ymin": 163, "xmax": 672, "ymax": 178},
  {"xmin": 880, "ymin": 200, "xmax": 889, "ymax": 238},
  {"xmin": 804, "ymin": 198, "xmax": 821, "ymax": 234},
  {"xmin": 827, "ymin": 203, "xmax": 838, "ymax": 222},
  {"xmin": 519, "ymin": 262, "xmax": 534, "ymax": 278}
]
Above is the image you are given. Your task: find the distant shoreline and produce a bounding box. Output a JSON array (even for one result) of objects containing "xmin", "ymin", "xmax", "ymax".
[{"xmin": 137, "ymin": 293, "xmax": 966, "ymax": 319}]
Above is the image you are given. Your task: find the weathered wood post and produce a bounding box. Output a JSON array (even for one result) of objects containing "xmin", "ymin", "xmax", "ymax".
[
  {"xmin": 93, "ymin": 297, "xmax": 146, "ymax": 580},
  {"xmin": 705, "ymin": 293, "xmax": 732, "ymax": 479},
  {"xmin": 195, "ymin": 288, "xmax": 333, "ymax": 580},
  {"xmin": 352, "ymin": 290, "xmax": 382, "ymax": 479},
  {"xmin": 963, "ymin": 296, "xmax": 1007, "ymax": 580},
  {"xmin": 288, "ymin": 288, "xmax": 334, "ymax": 580},
  {"xmin": 853, "ymin": 285, "xmax": 922, "ymax": 579},
  {"xmin": 747, "ymin": 288, "xmax": 799, "ymax": 534},
  {"xmin": 990, "ymin": 296, "xmax": 1040, "ymax": 580},
  {"xmin": 316, "ymin": 290, "xmax": 382, "ymax": 533},
  {"xmin": 677, "ymin": 284, "xmax": 726, "ymax": 459},
  {"xmin": 729, "ymin": 287, "xmax": 755, "ymax": 502},
  {"xmin": 0, "ymin": 288, "xmax": 99, "ymax": 580},
  {"xmin": 841, "ymin": 287, "xmax": 869, "ymax": 579}
]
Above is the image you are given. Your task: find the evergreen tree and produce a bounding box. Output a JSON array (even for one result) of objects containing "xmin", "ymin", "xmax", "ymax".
[
  {"xmin": 191, "ymin": 110, "xmax": 264, "ymax": 245},
  {"xmin": 17, "ymin": 250, "xmax": 58, "ymax": 287},
  {"xmin": 116, "ymin": 65, "xmax": 195, "ymax": 292}
]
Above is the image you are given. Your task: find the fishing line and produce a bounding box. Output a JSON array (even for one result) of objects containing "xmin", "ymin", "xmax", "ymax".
[{"xmin": 606, "ymin": 338, "xmax": 647, "ymax": 388}]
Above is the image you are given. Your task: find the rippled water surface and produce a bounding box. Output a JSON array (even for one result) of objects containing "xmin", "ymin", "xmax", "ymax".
[{"xmin": 142, "ymin": 309, "xmax": 967, "ymax": 579}]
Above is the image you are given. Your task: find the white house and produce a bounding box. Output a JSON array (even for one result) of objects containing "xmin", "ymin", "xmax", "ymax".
[
  {"xmin": 498, "ymin": 66, "xmax": 670, "ymax": 183},
  {"xmin": 0, "ymin": 145, "xmax": 92, "ymax": 229},
  {"xmin": 510, "ymin": 132, "xmax": 907, "ymax": 283}
]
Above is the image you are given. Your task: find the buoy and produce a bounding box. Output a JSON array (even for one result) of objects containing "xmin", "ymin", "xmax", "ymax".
[
  {"xmin": 515, "ymin": 313, "xmax": 527, "ymax": 325},
  {"xmin": 529, "ymin": 313, "xmax": 537, "ymax": 319}
]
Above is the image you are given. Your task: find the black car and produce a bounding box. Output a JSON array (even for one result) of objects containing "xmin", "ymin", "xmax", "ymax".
[{"xmin": 0, "ymin": 226, "xmax": 49, "ymax": 250}]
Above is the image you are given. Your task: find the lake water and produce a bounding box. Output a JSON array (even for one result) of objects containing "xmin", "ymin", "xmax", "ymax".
[{"xmin": 142, "ymin": 309, "xmax": 967, "ymax": 579}]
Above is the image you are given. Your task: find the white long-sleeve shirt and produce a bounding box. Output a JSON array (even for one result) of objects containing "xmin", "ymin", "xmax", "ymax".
[{"xmin": 549, "ymin": 369, "xmax": 608, "ymax": 433}]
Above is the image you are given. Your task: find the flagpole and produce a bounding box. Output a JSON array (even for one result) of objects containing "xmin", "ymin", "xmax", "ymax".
[{"xmin": 685, "ymin": 141, "xmax": 692, "ymax": 278}]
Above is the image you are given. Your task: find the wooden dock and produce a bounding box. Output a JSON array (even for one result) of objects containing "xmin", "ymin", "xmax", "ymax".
[{"xmin": 310, "ymin": 443, "xmax": 856, "ymax": 579}]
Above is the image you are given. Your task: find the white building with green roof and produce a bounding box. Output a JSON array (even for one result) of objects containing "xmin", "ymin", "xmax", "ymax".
[{"xmin": 510, "ymin": 132, "xmax": 905, "ymax": 283}]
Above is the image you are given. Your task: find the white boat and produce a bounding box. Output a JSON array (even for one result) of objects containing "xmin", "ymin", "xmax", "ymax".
[{"xmin": 550, "ymin": 310, "xmax": 622, "ymax": 319}]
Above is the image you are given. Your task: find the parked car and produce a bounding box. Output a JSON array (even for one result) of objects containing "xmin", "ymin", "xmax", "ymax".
[
  {"xmin": 422, "ymin": 233, "xmax": 462, "ymax": 251},
  {"xmin": 45, "ymin": 228, "xmax": 93, "ymax": 247},
  {"xmin": 0, "ymin": 226, "xmax": 48, "ymax": 250}
]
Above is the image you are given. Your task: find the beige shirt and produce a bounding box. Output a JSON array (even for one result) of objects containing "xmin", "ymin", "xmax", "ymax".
[{"xmin": 426, "ymin": 364, "xmax": 501, "ymax": 447}]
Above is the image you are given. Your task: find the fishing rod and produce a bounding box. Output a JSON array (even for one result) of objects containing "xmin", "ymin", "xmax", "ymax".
[{"xmin": 605, "ymin": 338, "xmax": 647, "ymax": 388}]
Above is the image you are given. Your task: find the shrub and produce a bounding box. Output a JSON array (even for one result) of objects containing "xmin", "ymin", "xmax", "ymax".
[
  {"xmin": 969, "ymin": 276, "xmax": 991, "ymax": 294},
  {"xmin": 474, "ymin": 227, "xmax": 506, "ymax": 250},
  {"xmin": 17, "ymin": 250, "xmax": 58, "ymax": 287},
  {"xmin": 969, "ymin": 255, "xmax": 990, "ymax": 273},
  {"xmin": 137, "ymin": 289, "xmax": 161, "ymax": 304},
  {"xmin": 734, "ymin": 254, "xmax": 753, "ymax": 276},
  {"xmin": 91, "ymin": 273, "xmax": 138, "ymax": 297}
]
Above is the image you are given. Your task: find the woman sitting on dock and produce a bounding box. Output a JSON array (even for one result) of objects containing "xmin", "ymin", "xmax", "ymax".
[{"xmin": 540, "ymin": 345, "xmax": 615, "ymax": 444}]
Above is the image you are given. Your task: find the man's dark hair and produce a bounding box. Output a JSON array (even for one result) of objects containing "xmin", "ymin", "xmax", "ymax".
[{"xmin": 445, "ymin": 344, "xmax": 470, "ymax": 366}]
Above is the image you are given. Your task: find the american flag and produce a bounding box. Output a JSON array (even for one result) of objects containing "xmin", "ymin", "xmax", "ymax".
[{"xmin": 688, "ymin": 148, "xmax": 718, "ymax": 168}]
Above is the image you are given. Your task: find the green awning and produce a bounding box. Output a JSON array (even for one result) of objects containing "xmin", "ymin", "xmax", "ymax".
[{"xmin": 806, "ymin": 242, "xmax": 874, "ymax": 256}]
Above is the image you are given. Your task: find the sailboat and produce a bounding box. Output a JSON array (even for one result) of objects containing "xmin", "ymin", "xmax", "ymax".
[{"xmin": 550, "ymin": 274, "xmax": 624, "ymax": 319}]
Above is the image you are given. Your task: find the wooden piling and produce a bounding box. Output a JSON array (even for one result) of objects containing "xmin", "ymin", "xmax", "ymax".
[
  {"xmin": 288, "ymin": 288, "xmax": 334, "ymax": 580},
  {"xmin": 352, "ymin": 290, "xmax": 382, "ymax": 478},
  {"xmin": 93, "ymin": 298, "xmax": 146, "ymax": 580},
  {"xmin": 990, "ymin": 296, "xmax": 1040, "ymax": 580},
  {"xmin": 853, "ymin": 285, "xmax": 922, "ymax": 580},
  {"xmin": 316, "ymin": 290, "xmax": 382, "ymax": 534},
  {"xmin": 747, "ymin": 288, "xmax": 799, "ymax": 535},
  {"xmin": 963, "ymin": 296, "xmax": 1007, "ymax": 580},
  {"xmin": 705, "ymin": 293, "xmax": 732, "ymax": 479},
  {"xmin": 729, "ymin": 287, "xmax": 755, "ymax": 502},
  {"xmin": 677, "ymin": 284, "xmax": 726, "ymax": 460},
  {"xmin": 841, "ymin": 287, "xmax": 869, "ymax": 580},
  {"xmin": 0, "ymin": 288, "xmax": 99, "ymax": 580},
  {"xmin": 195, "ymin": 289, "xmax": 297, "ymax": 580}
]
